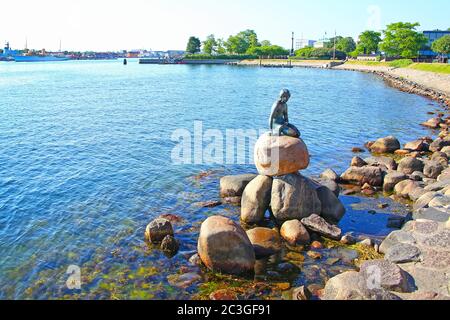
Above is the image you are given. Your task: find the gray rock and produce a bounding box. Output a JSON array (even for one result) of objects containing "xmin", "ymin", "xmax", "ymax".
[
  {"xmin": 313, "ymin": 182, "xmax": 346, "ymax": 224},
  {"xmin": 423, "ymin": 160, "xmax": 446, "ymax": 179},
  {"xmin": 379, "ymin": 230, "xmax": 416, "ymax": 254},
  {"xmin": 428, "ymin": 194, "xmax": 450, "ymax": 210},
  {"xmin": 301, "ymin": 214, "xmax": 342, "ymax": 240},
  {"xmin": 145, "ymin": 218, "xmax": 174, "ymax": 243},
  {"xmin": 413, "ymin": 207, "xmax": 450, "ymax": 223},
  {"xmin": 246, "ymin": 227, "xmax": 282, "ymax": 257},
  {"xmin": 383, "ymin": 171, "xmax": 408, "ymax": 193},
  {"xmin": 387, "ymin": 216, "xmax": 406, "ymax": 229},
  {"xmin": 385, "ymin": 243, "xmax": 421, "ymax": 264},
  {"xmin": 409, "ymin": 187, "xmax": 427, "ymax": 202},
  {"xmin": 198, "ymin": 216, "xmax": 255, "ymax": 275},
  {"xmin": 241, "ymin": 175, "xmax": 273, "ymax": 224},
  {"xmin": 410, "ymin": 171, "xmax": 425, "ymax": 181},
  {"xmin": 340, "ymin": 166, "xmax": 384, "ymax": 187},
  {"xmin": 188, "ymin": 253, "xmax": 202, "ymax": 266},
  {"xmin": 322, "ymin": 271, "xmax": 401, "ymax": 300},
  {"xmin": 317, "ymin": 178, "xmax": 340, "ymax": 197},
  {"xmin": 271, "ymin": 173, "xmax": 322, "ymax": 222},
  {"xmin": 424, "ymin": 180, "xmax": 448, "ymax": 192},
  {"xmin": 360, "ymin": 260, "xmax": 413, "ymax": 293},
  {"xmin": 220, "ymin": 174, "xmax": 257, "ymax": 198},
  {"xmin": 369, "ymin": 136, "xmax": 401, "ymax": 154},
  {"xmin": 364, "ymin": 156, "xmax": 397, "ymax": 171},
  {"xmin": 320, "ymin": 169, "xmax": 340, "ymax": 182},
  {"xmin": 429, "ymin": 137, "xmax": 450, "ymax": 153},
  {"xmin": 414, "ymin": 191, "xmax": 439, "ymax": 210},
  {"xmin": 398, "ymin": 157, "xmax": 424, "ymax": 175}
]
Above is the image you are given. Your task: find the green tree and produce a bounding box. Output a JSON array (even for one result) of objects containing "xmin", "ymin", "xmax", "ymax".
[
  {"xmin": 432, "ymin": 35, "xmax": 450, "ymax": 54},
  {"xmin": 260, "ymin": 40, "xmax": 271, "ymax": 47},
  {"xmin": 248, "ymin": 45, "xmax": 288, "ymax": 57},
  {"xmin": 224, "ymin": 29, "xmax": 259, "ymax": 54},
  {"xmin": 336, "ymin": 37, "xmax": 356, "ymax": 53},
  {"xmin": 379, "ymin": 22, "xmax": 427, "ymax": 58},
  {"xmin": 355, "ymin": 30, "xmax": 382, "ymax": 54},
  {"xmin": 216, "ymin": 38, "xmax": 226, "ymax": 54},
  {"xmin": 326, "ymin": 36, "xmax": 343, "ymax": 49},
  {"xmin": 186, "ymin": 36, "xmax": 201, "ymax": 54},
  {"xmin": 202, "ymin": 34, "xmax": 218, "ymax": 55}
]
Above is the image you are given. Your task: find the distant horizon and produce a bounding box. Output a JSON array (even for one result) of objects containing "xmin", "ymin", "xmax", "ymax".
[{"xmin": 1, "ymin": 0, "xmax": 449, "ymax": 52}]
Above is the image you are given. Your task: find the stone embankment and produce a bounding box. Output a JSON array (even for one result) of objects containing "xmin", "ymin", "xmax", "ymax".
[{"xmin": 333, "ymin": 63, "xmax": 450, "ymax": 108}]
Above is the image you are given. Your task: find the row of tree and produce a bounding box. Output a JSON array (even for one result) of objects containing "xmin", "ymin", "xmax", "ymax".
[
  {"xmin": 186, "ymin": 30, "xmax": 289, "ymax": 57},
  {"xmin": 187, "ymin": 24, "xmax": 450, "ymax": 60}
]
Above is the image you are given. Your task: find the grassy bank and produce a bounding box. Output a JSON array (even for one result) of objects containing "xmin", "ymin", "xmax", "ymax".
[
  {"xmin": 345, "ymin": 60, "xmax": 450, "ymax": 74},
  {"xmin": 408, "ymin": 63, "xmax": 450, "ymax": 74}
]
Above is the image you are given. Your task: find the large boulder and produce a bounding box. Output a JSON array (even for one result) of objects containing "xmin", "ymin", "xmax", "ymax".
[
  {"xmin": 220, "ymin": 174, "xmax": 257, "ymax": 198},
  {"xmin": 301, "ymin": 214, "xmax": 342, "ymax": 240},
  {"xmin": 254, "ymin": 133, "xmax": 310, "ymax": 177},
  {"xmin": 198, "ymin": 216, "xmax": 255, "ymax": 275},
  {"xmin": 271, "ymin": 173, "xmax": 321, "ymax": 222},
  {"xmin": 369, "ymin": 136, "xmax": 401, "ymax": 154},
  {"xmin": 322, "ymin": 271, "xmax": 401, "ymax": 300},
  {"xmin": 423, "ymin": 160, "xmax": 446, "ymax": 179},
  {"xmin": 364, "ymin": 156, "xmax": 397, "ymax": 171},
  {"xmin": 280, "ymin": 220, "xmax": 310, "ymax": 246},
  {"xmin": 145, "ymin": 218, "xmax": 174, "ymax": 243},
  {"xmin": 383, "ymin": 171, "xmax": 408, "ymax": 193},
  {"xmin": 421, "ymin": 117, "xmax": 442, "ymax": 129},
  {"xmin": 359, "ymin": 260, "xmax": 412, "ymax": 293},
  {"xmin": 317, "ymin": 179, "xmax": 340, "ymax": 197},
  {"xmin": 312, "ymin": 181, "xmax": 346, "ymax": 224},
  {"xmin": 397, "ymin": 157, "xmax": 424, "ymax": 175},
  {"xmin": 241, "ymin": 175, "xmax": 273, "ymax": 224},
  {"xmin": 246, "ymin": 227, "xmax": 282, "ymax": 257},
  {"xmin": 340, "ymin": 166, "xmax": 384, "ymax": 187},
  {"xmin": 394, "ymin": 180, "xmax": 422, "ymax": 199}
]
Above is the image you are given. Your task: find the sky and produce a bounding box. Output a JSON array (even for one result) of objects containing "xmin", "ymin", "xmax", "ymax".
[{"xmin": 1, "ymin": 0, "xmax": 449, "ymax": 52}]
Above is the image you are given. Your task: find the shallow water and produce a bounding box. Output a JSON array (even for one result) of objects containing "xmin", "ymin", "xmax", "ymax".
[{"xmin": 0, "ymin": 60, "xmax": 439, "ymax": 299}]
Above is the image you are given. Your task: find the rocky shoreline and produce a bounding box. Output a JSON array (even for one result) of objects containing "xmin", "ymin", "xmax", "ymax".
[
  {"xmin": 333, "ymin": 64, "xmax": 450, "ymax": 109},
  {"xmin": 140, "ymin": 72, "xmax": 450, "ymax": 300}
]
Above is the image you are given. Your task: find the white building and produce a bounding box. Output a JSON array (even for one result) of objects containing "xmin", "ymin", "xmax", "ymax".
[{"xmin": 313, "ymin": 41, "xmax": 329, "ymax": 49}]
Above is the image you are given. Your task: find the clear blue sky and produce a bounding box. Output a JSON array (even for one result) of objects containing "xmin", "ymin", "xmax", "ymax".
[{"xmin": 1, "ymin": 0, "xmax": 449, "ymax": 51}]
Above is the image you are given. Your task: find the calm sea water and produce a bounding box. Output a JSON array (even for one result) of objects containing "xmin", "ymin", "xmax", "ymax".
[{"xmin": 0, "ymin": 60, "xmax": 438, "ymax": 299}]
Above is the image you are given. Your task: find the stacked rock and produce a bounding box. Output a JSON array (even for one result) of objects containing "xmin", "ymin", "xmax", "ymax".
[{"xmin": 197, "ymin": 89, "xmax": 347, "ymax": 276}]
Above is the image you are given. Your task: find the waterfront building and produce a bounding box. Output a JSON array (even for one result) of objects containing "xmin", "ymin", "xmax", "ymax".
[
  {"xmin": 419, "ymin": 30, "xmax": 450, "ymax": 61},
  {"xmin": 295, "ymin": 39, "xmax": 316, "ymax": 50}
]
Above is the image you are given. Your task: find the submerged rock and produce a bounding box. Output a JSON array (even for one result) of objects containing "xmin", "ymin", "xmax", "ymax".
[
  {"xmin": 246, "ymin": 227, "xmax": 282, "ymax": 257},
  {"xmin": 220, "ymin": 174, "xmax": 257, "ymax": 198},
  {"xmin": 160, "ymin": 235, "xmax": 180, "ymax": 256},
  {"xmin": 369, "ymin": 136, "xmax": 401, "ymax": 154},
  {"xmin": 145, "ymin": 218, "xmax": 174, "ymax": 243},
  {"xmin": 241, "ymin": 175, "xmax": 272, "ymax": 224},
  {"xmin": 197, "ymin": 216, "xmax": 255, "ymax": 275},
  {"xmin": 301, "ymin": 214, "xmax": 342, "ymax": 240},
  {"xmin": 280, "ymin": 220, "xmax": 310, "ymax": 246},
  {"xmin": 271, "ymin": 173, "xmax": 321, "ymax": 222}
]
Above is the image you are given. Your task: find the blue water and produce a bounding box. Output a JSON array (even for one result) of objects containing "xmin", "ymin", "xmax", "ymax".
[{"xmin": 0, "ymin": 60, "xmax": 438, "ymax": 299}]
